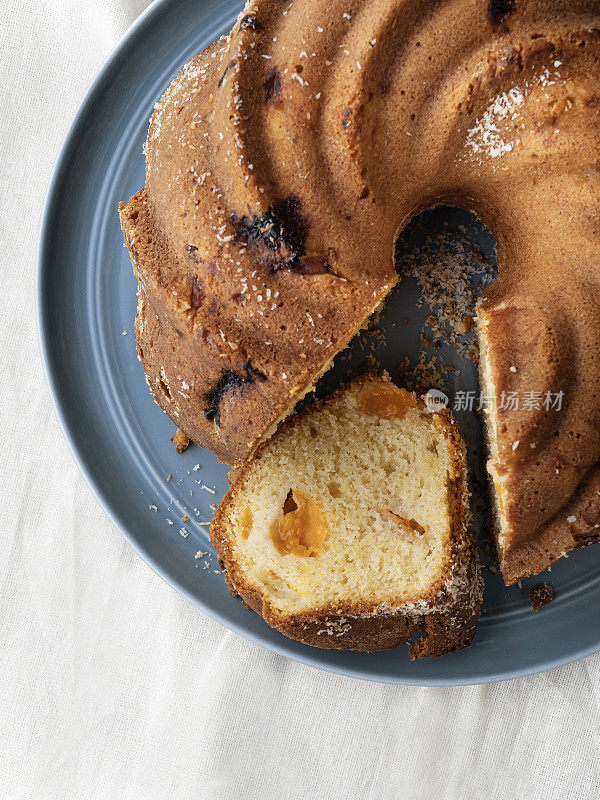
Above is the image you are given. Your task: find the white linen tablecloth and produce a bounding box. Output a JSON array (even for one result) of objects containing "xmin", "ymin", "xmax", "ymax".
[{"xmin": 1, "ymin": 2, "xmax": 600, "ymax": 797}]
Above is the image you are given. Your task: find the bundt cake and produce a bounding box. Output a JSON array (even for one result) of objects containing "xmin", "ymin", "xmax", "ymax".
[
  {"xmin": 211, "ymin": 376, "xmax": 482, "ymax": 657},
  {"xmin": 119, "ymin": 0, "xmax": 600, "ymax": 584}
]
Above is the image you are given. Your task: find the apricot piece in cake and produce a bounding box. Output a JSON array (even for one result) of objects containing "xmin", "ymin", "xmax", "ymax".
[
  {"xmin": 360, "ymin": 383, "xmax": 417, "ymax": 420},
  {"xmin": 386, "ymin": 510, "xmax": 426, "ymax": 543},
  {"xmin": 241, "ymin": 506, "xmax": 253, "ymax": 539},
  {"xmin": 270, "ymin": 490, "xmax": 327, "ymax": 557}
]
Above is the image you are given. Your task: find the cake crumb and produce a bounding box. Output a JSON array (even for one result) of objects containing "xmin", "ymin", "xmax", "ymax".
[
  {"xmin": 529, "ymin": 583, "xmax": 554, "ymax": 611},
  {"xmin": 396, "ymin": 220, "xmax": 495, "ymax": 384},
  {"xmin": 171, "ymin": 428, "xmax": 190, "ymax": 453}
]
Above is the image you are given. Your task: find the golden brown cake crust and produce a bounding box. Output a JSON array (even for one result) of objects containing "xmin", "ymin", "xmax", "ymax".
[
  {"xmin": 211, "ymin": 380, "xmax": 482, "ymax": 659},
  {"xmin": 120, "ymin": 0, "xmax": 600, "ymax": 583}
]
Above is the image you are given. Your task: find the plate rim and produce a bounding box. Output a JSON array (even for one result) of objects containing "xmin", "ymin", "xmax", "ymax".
[{"xmin": 36, "ymin": 0, "xmax": 600, "ymax": 686}]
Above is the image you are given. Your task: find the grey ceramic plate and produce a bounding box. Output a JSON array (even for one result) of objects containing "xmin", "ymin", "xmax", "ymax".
[{"xmin": 37, "ymin": 0, "xmax": 600, "ymax": 685}]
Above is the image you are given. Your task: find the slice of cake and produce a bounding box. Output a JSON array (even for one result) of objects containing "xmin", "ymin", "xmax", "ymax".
[
  {"xmin": 476, "ymin": 307, "xmax": 600, "ymax": 585},
  {"xmin": 211, "ymin": 375, "xmax": 482, "ymax": 659}
]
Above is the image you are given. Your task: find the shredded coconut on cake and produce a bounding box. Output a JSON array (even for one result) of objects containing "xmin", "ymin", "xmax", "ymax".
[
  {"xmin": 463, "ymin": 62, "xmax": 565, "ymax": 163},
  {"xmin": 465, "ymin": 87, "xmax": 525, "ymax": 159}
]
